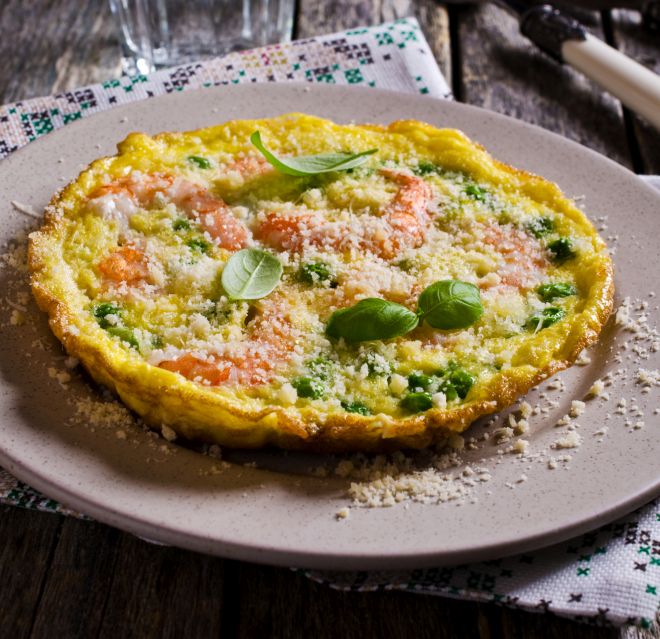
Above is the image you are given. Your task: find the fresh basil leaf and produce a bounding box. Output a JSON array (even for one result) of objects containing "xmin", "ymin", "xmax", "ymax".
[
  {"xmin": 250, "ymin": 131, "xmax": 377, "ymax": 177},
  {"xmin": 326, "ymin": 298, "xmax": 418, "ymax": 343},
  {"xmin": 188, "ymin": 155, "xmax": 211, "ymax": 169},
  {"xmin": 221, "ymin": 248, "xmax": 283, "ymax": 300},
  {"xmin": 418, "ymin": 280, "xmax": 483, "ymax": 330}
]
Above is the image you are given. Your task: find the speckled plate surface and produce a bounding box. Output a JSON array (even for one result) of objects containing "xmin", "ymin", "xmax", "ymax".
[{"xmin": 0, "ymin": 84, "xmax": 658, "ymax": 570}]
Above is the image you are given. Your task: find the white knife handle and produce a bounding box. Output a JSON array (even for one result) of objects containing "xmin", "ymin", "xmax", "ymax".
[{"xmin": 562, "ymin": 34, "xmax": 660, "ymax": 130}]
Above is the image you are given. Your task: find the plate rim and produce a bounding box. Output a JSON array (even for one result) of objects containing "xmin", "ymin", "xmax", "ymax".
[{"xmin": 1, "ymin": 82, "xmax": 659, "ymax": 570}]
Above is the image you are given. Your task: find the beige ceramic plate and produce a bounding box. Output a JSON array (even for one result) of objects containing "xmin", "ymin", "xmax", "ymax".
[{"xmin": 0, "ymin": 84, "xmax": 658, "ymax": 570}]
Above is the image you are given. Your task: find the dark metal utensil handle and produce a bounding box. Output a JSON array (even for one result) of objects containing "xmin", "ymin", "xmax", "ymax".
[
  {"xmin": 520, "ymin": 4, "xmax": 660, "ymax": 129},
  {"xmin": 519, "ymin": 4, "xmax": 587, "ymax": 61}
]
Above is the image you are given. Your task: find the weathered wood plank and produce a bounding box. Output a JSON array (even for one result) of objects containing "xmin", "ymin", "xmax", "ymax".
[
  {"xmin": 233, "ymin": 561, "xmax": 627, "ymax": 639},
  {"xmin": 0, "ymin": 4, "xmax": 656, "ymax": 639},
  {"xmin": 499, "ymin": 605, "xmax": 619, "ymax": 639},
  {"xmin": 609, "ymin": 9, "xmax": 660, "ymax": 174},
  {"xmin": 296, "ymin": 0, "xmax": 451, "ymax": 83},
  {"xmin": 0, "ymin": 507, "xmax": 62, "ymax": 639},
  {"xmin": 454, "ymin": 3, "xmax": 632, "ymax": 168},
  {"xmin": 97, "ymin": 533, "xmax": 225, "ymax": 639},
  {"xmin": 234, "ymin": 561, "xmax": 483, "ymax": 639},
  {"xmin": 29, "ymin": 518, "xmax": 120, "ymax": 639},
  {"xmin": 0, "ymin": 0, "xmax": 121, "ymax": 103}
]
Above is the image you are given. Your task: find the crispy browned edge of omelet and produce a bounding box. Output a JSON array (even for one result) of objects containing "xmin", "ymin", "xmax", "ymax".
[{"xmin": 27, "ymin": 115, "xmax": 614, "ymax": 453}]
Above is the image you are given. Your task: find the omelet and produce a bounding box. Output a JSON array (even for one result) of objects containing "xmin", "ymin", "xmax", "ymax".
[{"xmin": 28, "ymin": 114, "xmax": 613, "ymax": 451}]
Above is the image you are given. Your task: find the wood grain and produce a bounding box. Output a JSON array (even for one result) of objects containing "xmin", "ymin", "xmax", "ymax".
[
  {"xmin": 608, "ymin": 9, "xmax": 660, "ymax": 174},
  {"xmin": 0, "ymin": 507, "xmax": 62, "ymax": 639},
  {"xmin": 454, "ymin": 3, "xmax": 633, "ymax": 168},
  {"xmin": 0, "ymin": 0, "xmax": 121, "ymax": 103},
  {"xmin": 233, "ymin": 561, "xmax": 485, "ymax": 639},
  {"xmin": 96, "ymin": 531, "xmax": 225, "ymax": 639},
  {"xmin": 29, "ymin": 518, "xmax": 119, "ymax": 639},
  {"xmin": 0, "ymin": 2, "xmax": 657, "ymax": 638}
]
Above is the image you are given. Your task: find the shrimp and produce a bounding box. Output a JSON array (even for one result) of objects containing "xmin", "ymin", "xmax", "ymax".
[
  {"xmin": 167, "ymin": 179, "xmax": 250, "ymax": 250},
  {"xmin": 481, "ymin": 223, "xmax": 549, "ymax": 290},
  {"xmin": 379, "ymin": 168, "xmax": 431, "ymax": 248},
  {"xmin": 98, "ymin": 245, "xmax": 150, "ymax": 285},
  {"xmin": 159, "ymin": 353, "xmax": 231, "ymax": 386},
  {"xmin": 255, "ymin": 212, "xmax": 324, "ymax": 253},
  {"xmin": 224, "ymin": 155, "xmax": 272, "ymax": 179},
  {"xmin": 256, "ymin": 169, "xmax": 432, "ymax": 259},
  {"xmin": 158, "ymin": 297, "xmax": 297, "ymax": 387},
  {"xmin": 90, "ymin": 173, "xmax": 250, "ymax": 250}
]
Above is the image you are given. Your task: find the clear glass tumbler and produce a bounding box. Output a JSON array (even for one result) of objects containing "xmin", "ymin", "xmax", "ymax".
[{"xmin": 109, "ymin": 0, "xmax": 295, "ymax": 75}]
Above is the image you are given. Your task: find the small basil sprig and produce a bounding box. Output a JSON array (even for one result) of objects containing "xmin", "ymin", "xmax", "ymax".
[
  {"xmin": 326, "ymin": 279, "xmax": 483, "ymax": 343},
  {"xmin": 417, "ymin": 280, "xmax": 483, "ymax": 330},
  {"xmin": 250, "ymin": 131, "xmax": 377, "ymax": 176},
  {"xmin": 221, "ymin": 248, "xmax": 283, "ymax": 300},
  {"xmin": 326, "ymin": 298, "xmax": 419, "ymax": 343}
]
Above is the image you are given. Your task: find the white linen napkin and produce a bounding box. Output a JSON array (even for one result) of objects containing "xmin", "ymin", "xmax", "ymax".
[{"xmin": 0, "ymin": 16, "xmax": 657, "ymax": 630}]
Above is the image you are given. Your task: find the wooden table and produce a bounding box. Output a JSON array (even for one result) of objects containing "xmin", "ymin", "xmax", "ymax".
[{"xmin": 0, "ymin": 2, "xmax": 658, "ymax": 637}]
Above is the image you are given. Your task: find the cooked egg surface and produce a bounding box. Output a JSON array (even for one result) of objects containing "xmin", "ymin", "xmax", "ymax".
[{"xmin": 28, "ymin": 114, "xmax": 613, "ymax": 451}]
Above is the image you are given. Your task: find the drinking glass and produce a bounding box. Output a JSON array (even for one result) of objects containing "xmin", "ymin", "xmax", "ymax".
[{"xmin": 109, "ymin": 0, "xmax": 295, "ymax": 75}]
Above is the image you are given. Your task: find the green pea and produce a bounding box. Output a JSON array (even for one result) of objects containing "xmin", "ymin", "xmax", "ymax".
[
  {"xmin": 341, "ymin": 400, "xmax": 371, "ymax": 416},
  {"xmin": 292, "ymin": 376, "xmax": 325, "ymax": 399},
  {"xmin": 526, "ymin": 216, "xmax": 554, "ymax": 238},
  {"xmin": 307, "ymin": 356, "xmax": 333, "ymax": 381},
  {"xmin": 361, "ymin": 352, "xmax": 392, "ymax": 377},
  {"xmin": 525, "ymin": 307, "xmax": 565, "ymax": 332},
  {"xmin": 548, "ymin": 237, "xmax": 575, "ymax": 262},
  {"xmin": 400, "ymin": 392, "xmax": 434, "ymax": 413},
  {"xmin": 93, "ymin": 302, "xmax": 121, "ymax": 328},
  {"xmin": 187, "ymin": 237, "xmax": 211, "ymax": 253},
  {"xmin": 537, "ymin": 282, "xmax": 577, "ymax": 302},
  {"xmin": 414, "ymin": 161, "xmax": 437, "ymax": 176},
  {"xmin": 407, "ymin": 373, "xmax": 433, "ymax": 391},
  {"xmin": 299, "ymin": 262, "xmax": 335, "ymax": 286},
  {"xmin": 464, "ymin": 184, "xmax": 487, "ymax": 202},
  {"xmin": 172, "ymin": 218, "xmax": 191, "ymax": 231},
  {"xmin": 188, "ymin": 155, "xmax": 211, "ymax": 169},
  {"xmin": 444, "ymin": 360, "xmax": 459, "ymax": 373},
  {"xmin": 448, "ymin": 369, "xmax": 475, "ymax": 399},
  {"xmin": 105, "ymin": 326, "xmax": 139, "ymax": 350},
  {"xmin": 436, "ymin": 379, "xmax": 459, "ymax": 401},
  {"xmin": 202, "ymin": 303, "xmax": 231, "ymax": 324}
]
